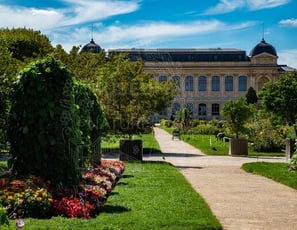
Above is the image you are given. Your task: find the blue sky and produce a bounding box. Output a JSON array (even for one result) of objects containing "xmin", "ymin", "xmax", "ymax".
[{"xmin": 0, "ymin": 0, "xmax": 296, "ymax": 68}]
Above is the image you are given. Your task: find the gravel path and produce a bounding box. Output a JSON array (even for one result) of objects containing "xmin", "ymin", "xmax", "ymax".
[{"xmin": 144, "ymin": 127, "xmax": 297, "ymax": 230}]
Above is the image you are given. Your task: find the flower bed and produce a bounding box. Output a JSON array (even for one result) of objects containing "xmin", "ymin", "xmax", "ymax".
[{"xmin": 0, "ymin": 160, "xmax": 125, "ymax": 219}]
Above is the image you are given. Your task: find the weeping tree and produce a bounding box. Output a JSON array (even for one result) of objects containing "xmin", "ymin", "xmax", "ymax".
[{"xmin": 7, "ymin": 57, "xmax": 105, "ymax": 187}]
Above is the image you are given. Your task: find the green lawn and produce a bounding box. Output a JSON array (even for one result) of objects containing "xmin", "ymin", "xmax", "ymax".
[
  {"xmin": 242, "ymin": 162, "xmax": 297, "ymax": 190},
  {"xmin": 6, "ymin": 162, "xmax": 222, "ymax": 230},
  {"xmin": 160, "ymin": 126, "xmax": 285, "ymax": 157}
]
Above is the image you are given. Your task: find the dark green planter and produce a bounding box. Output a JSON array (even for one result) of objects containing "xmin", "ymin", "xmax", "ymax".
[{"xmin": 119, "ymin": 140, "xmax": 143, "ymax": 161}]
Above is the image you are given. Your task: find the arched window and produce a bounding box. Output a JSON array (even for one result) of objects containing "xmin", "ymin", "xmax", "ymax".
[
  {"xmin": 238, "ymin": 76, "xmax": 247, "ymax": 91},
  {"xmin": 198, "ymin": 76, "xmax": 207, "ymax": 91},
  {"xmin": 225, "ymin": 76, "xmax": 233, "ymax": 91},
  {"xmin": 172, "ymin": 103, "xmax": 181, "ymax": 115},
  {"xmin": 199, "ymin": 103, "xmax": 207, "ymax": 116},
  {"xmin": 172, "ymin": 75, "xmax": 180, "ymax": 88},
  {"xmin": 185, "ymin": 76, "xmax": 193, "ymax": 91},
  {"xmin": 185, "ymin": 103, "xmax": 194, "ymax": 115},
  {"xmin": 159, "ymin": 75, "xmax": 167, "ymax": 83},
  {"xmin": 212, "ymin": 76, "xmax": 220, "ymax": 91},
  {"xmin": 258, "ymin": 76, "xmax": 269, "ymax": 89},
  {"xmin": 212, "ymin": 104, "xmax": 220, "ymax": 116}
]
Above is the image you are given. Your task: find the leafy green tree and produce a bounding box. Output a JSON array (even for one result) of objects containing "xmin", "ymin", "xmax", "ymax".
[
  {"xmin": 222, "ymin": 97, "xmax": 253, "ymax": 138},
  {"xmin": 52, "ymin": 45, "xmax": 106, "ymax": 93},
  {"xmin": 97, "ymin": 53, "xmax": 177, "ymax": 139},
  {"xmin": 245, "ymin": 86, "xmax": 258, "ymax": 104},
  {"xmin": 8, "ymin": 57, "xmax": 105, "ymax": 187},
  {"xmin": 0, "ymin": 28, "xmax": 53, "ymax": 62},
  {"xmin": 259, "ymin": 71, "xmax": 297, "ymax": 136}
]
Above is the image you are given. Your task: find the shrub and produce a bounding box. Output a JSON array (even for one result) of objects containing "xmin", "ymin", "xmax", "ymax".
[
  {"xmin": 7, "ymin": 57, "xmax": 105, "ymax": 187},
  {"xmin": 160, "ymin": 119, "xmax": 173, "ymax": 128}
]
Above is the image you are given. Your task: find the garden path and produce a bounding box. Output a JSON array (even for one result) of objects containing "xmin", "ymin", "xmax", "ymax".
[{"xmin": 145, "ymin": 127, "xmax": 297, "ymax": 230}]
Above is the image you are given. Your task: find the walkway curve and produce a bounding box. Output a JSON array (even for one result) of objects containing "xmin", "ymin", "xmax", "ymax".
[{"xmin": 144, "ymin": 127, "xmax": 297, "ymax": 230}]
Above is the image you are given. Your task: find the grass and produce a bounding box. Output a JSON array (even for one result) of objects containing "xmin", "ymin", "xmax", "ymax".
[
  {"xmin": 160, "ymin": 126, "xmax": 285, "ymax": 157},
  {"xmin": 101, "ymin": 133, "xmax": 161, "ymax": 155},
  {"xmin": 242, "ymin": 162, "xmax": 297, "ymax": 190},
  {"xmin": 5, "ymin": 162, "xmax": 222, "ymax": 230}
]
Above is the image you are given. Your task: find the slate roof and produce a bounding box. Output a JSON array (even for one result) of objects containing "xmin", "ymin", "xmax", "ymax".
[
  {"xmin": 250, "ymin": 38, "xmax": 277, "ymax": 57},
  {"xmin": 110, "ymin": 48, "xmax": 250, "ymax": 62},
  {"xmin": 81, "ymin": 38, "xmax": 102, "ymax": 53}
]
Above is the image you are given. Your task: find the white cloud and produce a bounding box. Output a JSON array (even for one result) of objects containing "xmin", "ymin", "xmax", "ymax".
[
  {"xmin": 0, "ymin": 0, "xmax": 139, "ymax": 29},
  {"xmin": 278, "ymin": 49, "xmax": 297, "ymax": 69},
  {"xmin": 247, "ymin": 0, "xmax": 290, "ymax": 10},
  {"xmin": 279, "ymin": 18, "xmax": 297, "ymax": 27},
  {"xmin": 203, "ymin": 0, "xmax": 290, "ymax": 15},
  {"xmin": 50, "ymin": 20, "xmax": 257, "ymax": 51}
]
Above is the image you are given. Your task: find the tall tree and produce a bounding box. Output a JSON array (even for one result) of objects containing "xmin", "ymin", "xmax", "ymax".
[
  {"xmin": 97, "ymin": 53, "xmax": 177, "ymax": 138},
  {"xmin": 245, "ymin": 86, "xmax": 258, "ymax": 104},
  {"xmin": 259, "ymin": 71, "xmax": 297, "ymax": 136}
]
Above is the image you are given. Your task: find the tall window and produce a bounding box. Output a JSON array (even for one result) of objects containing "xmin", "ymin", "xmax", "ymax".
[
  {"xmin": 212, "ymin": 104, "xmax": 220, "ymax": 116},
  {"xmin": 172, "ymin": 75, "xmax": 180, "ymax": 88},
  {"xmin": 159, "ymin": 75, "xmax": 167, "ymax": 83},
  {"xmin": 185, "ymin": 76, "xmax": 193, "ymax": 91},
  {"xmin": 225, "ymin": 76, "xmax": 233, "ymax": 91},
  {"xmin": 185, "ymin": 103, "xmax": 194, "ymax": 115},
  {"xmin": 198, "ymin": 76, "xmax": 207, "ymax": 91},
  {"xmin": 212, "ymin": 76, "xmax": 220, "ymax": 91},
  {"xmin": 238, "ymin": 76, "xmax": 247, "ymax": 91},
  {"xmin": 172, "ymin": 103, "xmax": 181, "ymax": 115},
  {"xmin": 199, "ymin": 103, "xmax": 207, "ymax": 116}
]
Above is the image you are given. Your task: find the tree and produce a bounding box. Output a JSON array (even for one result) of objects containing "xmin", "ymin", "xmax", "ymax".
[
  {"xmin": 245, "ymin": 86, "xmax": 258, "ymax": 104},
  {"xmin": 259, "ymin": 71, "xmax": 297, "ymax": 136},
  {"xmin": 221, "ymin": 97, "xmax": 253, "ymax": 138},
  {"xmin": 97, "ymin": 53, "xmax": 177, "ymax": 139}
]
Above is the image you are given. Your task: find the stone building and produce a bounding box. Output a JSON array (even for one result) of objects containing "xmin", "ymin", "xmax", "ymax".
[{"xmin": 82, "ymin": 38, "xmax": 295, "ymax": 121}]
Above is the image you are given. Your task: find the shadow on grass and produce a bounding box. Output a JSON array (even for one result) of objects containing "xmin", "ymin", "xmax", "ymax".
[
  {"xmin": 101, "ymin": 205, "xmax": 131, "ymax": 214},
  {"xmin": 117, "ymin": 182, "xmax": 128, "ymax": 186},
  {"xmin": 122, "ymin": 175, "xmax": 134, "ymax": 179},
  {"xmin": 177, "ymin": 166, "xmax": 204, "ymax": 170}
]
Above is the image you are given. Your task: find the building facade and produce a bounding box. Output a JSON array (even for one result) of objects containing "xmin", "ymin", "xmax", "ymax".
[{"xmin": 83, "ymin": 38, "xmax": 295, "ymax": 121}]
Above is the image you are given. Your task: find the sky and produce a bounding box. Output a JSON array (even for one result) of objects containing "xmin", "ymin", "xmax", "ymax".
[{"xmin": 0, "ymin": 0, "xmax": 296, "ymax": 68}]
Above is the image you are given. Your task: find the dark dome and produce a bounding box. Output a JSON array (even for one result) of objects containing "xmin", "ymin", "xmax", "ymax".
[
  {"xmin": 250, "ymin": 38, "xmax": 277, "ymax": 57},
  {"xmin": 81, "ymin": 38, "xmax": 102, "ymax": 53}
]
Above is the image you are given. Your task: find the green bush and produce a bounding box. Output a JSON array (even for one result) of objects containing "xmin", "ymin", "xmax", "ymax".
[
  {"xmin": 247, "ymin": 117, "xmax": 285, "ymax": 152},
  {"xmin": 191, "ymin": 124, "xmax": 219, "ymax": 135},
  {"xmin": 7, "ymin": 57, "xmax": 105, "ymax": 187},
  {"xmin": 160, "ymin": 119, "xmax": 173, "ymax": 128}
]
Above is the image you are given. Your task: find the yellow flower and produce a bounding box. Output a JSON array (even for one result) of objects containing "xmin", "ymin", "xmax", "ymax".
[
  {"xmin": 8, "ymin": 195, "xmax": 13, "ymax": 200},
  {"xmin": 42, "ymin": 192, "xmax": 48, "ymax": 198},
  {"xmin": 36, "ymin": 197, "xmax": 42, "ymax": 202}
]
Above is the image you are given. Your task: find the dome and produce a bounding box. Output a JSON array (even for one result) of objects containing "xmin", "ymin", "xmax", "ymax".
[
  {"xmin": 81, "ymin": 38, "xmax": 102, "ymax": 53},
  {"xmin": 250, "ymin": 38, "xmax": 277, "ymax": 57}
]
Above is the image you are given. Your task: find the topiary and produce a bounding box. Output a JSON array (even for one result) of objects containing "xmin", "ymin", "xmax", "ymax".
[{"xmin": 7, "ymin": 57, "xmax": 101, "ymax": 187}]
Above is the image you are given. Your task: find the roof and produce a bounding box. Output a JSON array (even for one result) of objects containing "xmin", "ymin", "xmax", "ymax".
[
  {"xmin": 250, "ymin": 38, "xmax": 277, "ymax": 57},
  {"xmin": 81, "ymin": 38, "xmax": 102, "ymax": 53},
  {"xmin": 109, "ymin": 48, "xmax": 249, "ymax": 62}
]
